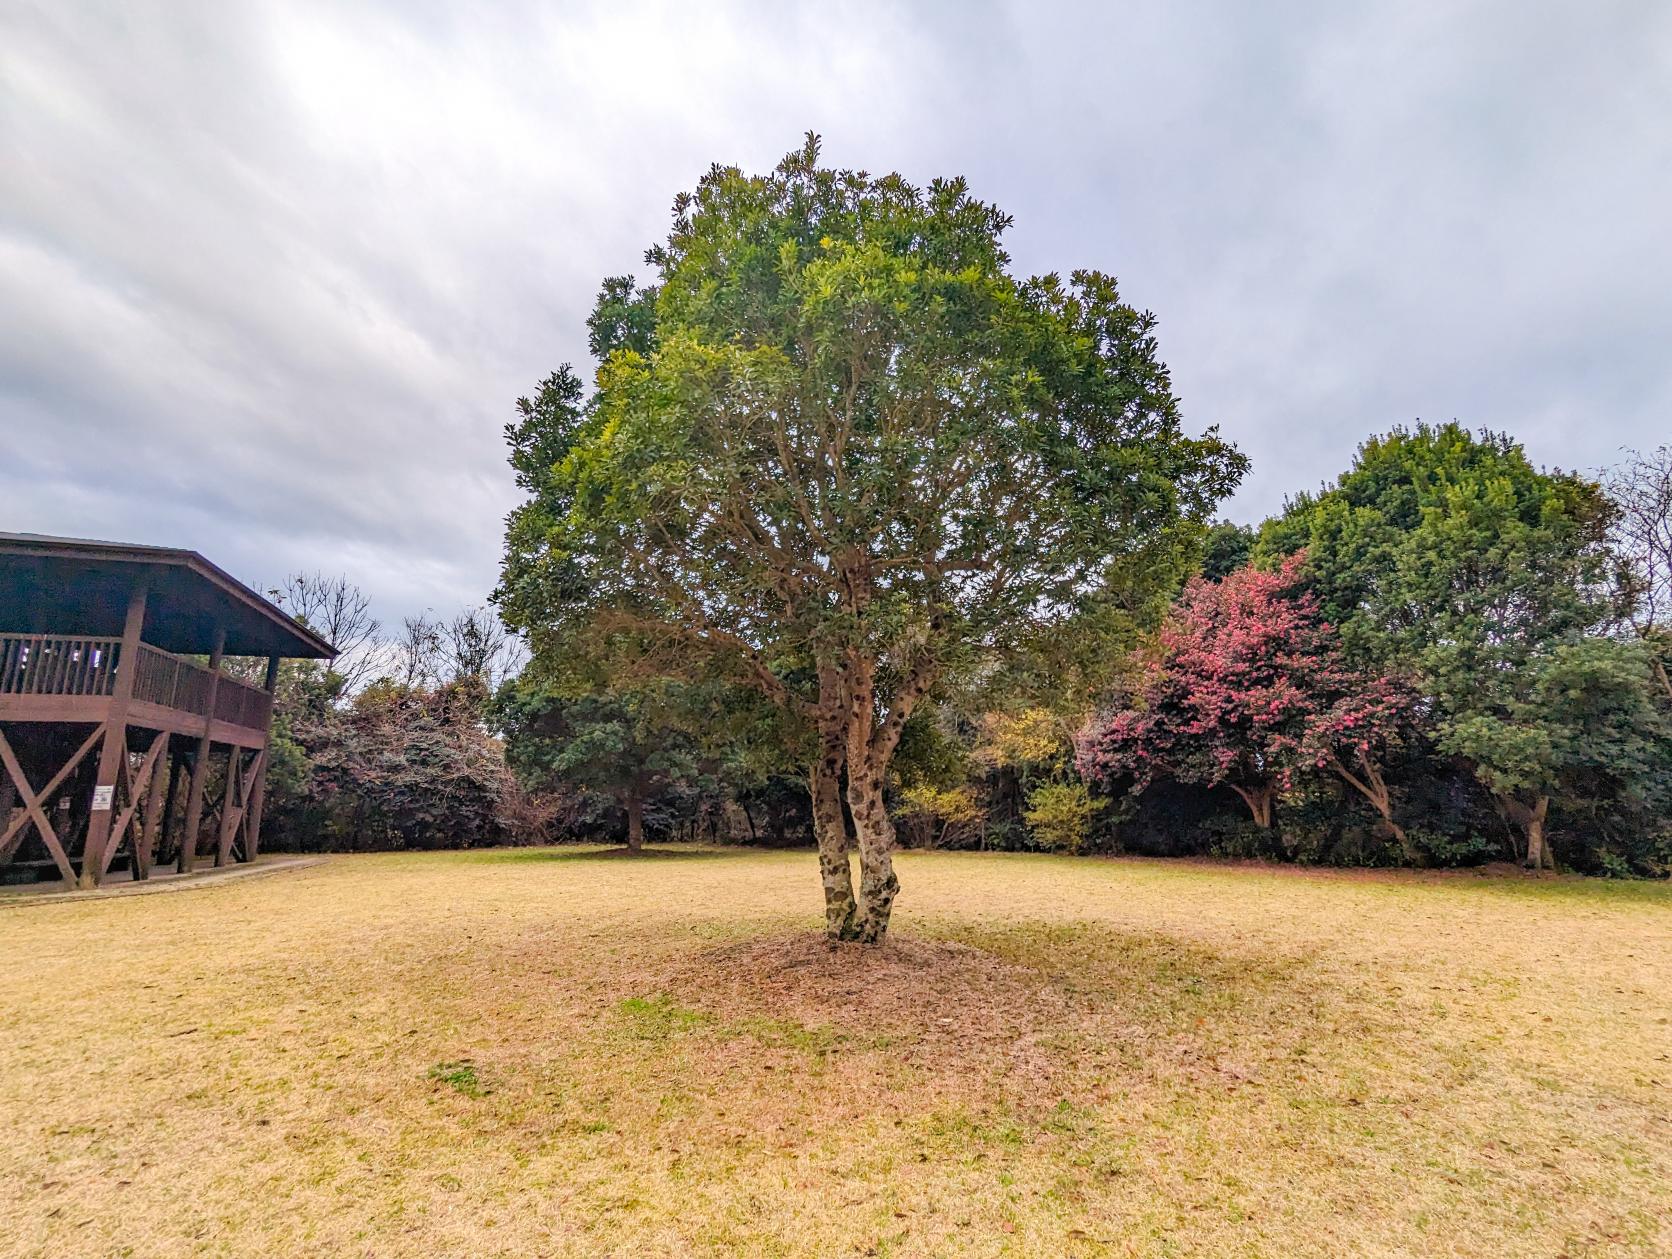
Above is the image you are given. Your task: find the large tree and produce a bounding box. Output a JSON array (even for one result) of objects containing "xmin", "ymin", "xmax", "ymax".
[
  {"xmin": 1077, "ymin": 554, "xmax": 1415, "ymax": 844},
  {"xmin": 1442, "ymin": 638, "xmax": 1670, "ymax": 869},
  {"xmin": 1257, "ymin": 423, "xmax": 1626, "ymax": 865},
  {"xmin": 499, "ymin": 137, "xmax": 1244, "ymax": 941},
  {"xmin": 494, "ymin": 684, "xmax": 703, "ymax": 852}
]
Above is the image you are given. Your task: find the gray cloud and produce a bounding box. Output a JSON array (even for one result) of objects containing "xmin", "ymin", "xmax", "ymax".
[{"xmin": 3, "ymin": 0, "xmax": 1669, "ymax": 624}]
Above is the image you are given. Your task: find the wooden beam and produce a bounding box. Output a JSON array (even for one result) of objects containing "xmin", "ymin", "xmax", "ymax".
[
  {"xmin": 245, "ymin": 655, "xmax": 281, "ymax": 863},
  {"xmin": 215, "ymin": 747, "xmax": 240, "ymax": 867},
  {"xmin": 158, "ymin": 749, "xmax": 183, "ymax": 866},
  {"xmin": 214, "ymin": 747, "xmax": 264, "ymax": 866},
  {"xmin": 0, "ymin": 725, "xmax": 104, "ymax": 848},
  {"xmin": 0, "ymin": 768, "xmax": 17, "ymax": 864},
  {"xmin": 178, "ymin": 625, "xmax": 225, "ymax": 873},
  {"xmin": 243, "ymin": 746, "xmax": 270, "ymax": 863},
  {"xmin": 0, "ymin": 728, "xmax": 78, "ymax": 884},
  {"xmin": 238, "ymin": 748, "xmax": 263, "ymax": 862},
  {"xmin": 136, "ymin": 733, "xmax": 170, "ymax": 879},
  {"xmin": 100, "ymin": 729, "xmax": 167, "ymax": 879},
  {"xmin": 79, "ymin": 582, "xmax": 147, "ymax": 888},
  {"xmin": 0, "ymin": 725, "xmax": 103, "ymax": 844}
]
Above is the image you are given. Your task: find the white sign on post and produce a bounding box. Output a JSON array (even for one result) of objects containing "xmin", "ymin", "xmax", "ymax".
[{"xmin": 91, "ymin": 785, "xmax": 114, "ymax": 811}]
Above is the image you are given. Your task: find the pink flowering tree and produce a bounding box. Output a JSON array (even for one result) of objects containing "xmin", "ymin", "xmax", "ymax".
[{"xmin": 1077, "ymin": 553, "xmax": 1417, "ymax": 843}]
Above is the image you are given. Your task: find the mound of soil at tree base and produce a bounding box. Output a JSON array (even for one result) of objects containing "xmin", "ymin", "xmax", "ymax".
[{"xmin": 669, "ymin": 932, "xmax": 1079, "ymax": 1073}]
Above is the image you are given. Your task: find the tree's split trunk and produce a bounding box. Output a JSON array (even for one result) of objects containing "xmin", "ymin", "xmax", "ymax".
[
  {"xmin": 1500, "ymin": 792, "xmax": 1554, "ymax": 870},
  {"xmin": 845, "ymin": 761, "xmax": 899, "ymax": 944},
  {"xmin": 1230, "ymin": 782, "xmax": 1275, "ymax": 829},
  {"xmin": 810, "ymin": 750, "xmax": 858, "ymax": 940},
  {"xmin": 1336, "ymin": 752, "xmax": 1420, "ymax": 864},
  {"xmin": 842, "ymin": 653, "xmax": 904, "ymax": 944},
  {"xmin": 803, "ymin": 646, "xmax": 925, "ymax": 945}
]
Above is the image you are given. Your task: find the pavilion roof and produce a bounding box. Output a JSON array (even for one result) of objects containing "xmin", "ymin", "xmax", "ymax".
[{"xmin": 0, "ymin": 533, "xmax": 336, "ymax": 659}]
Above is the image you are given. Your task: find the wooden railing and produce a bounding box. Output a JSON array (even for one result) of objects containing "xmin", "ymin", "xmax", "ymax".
[
  {"xmin": 1, "ymin": 634, "xmax": 272, "ymax": 730},
  {"xmin": 0, "ymin": 634, "xmax": 121, "ymax": 696},
  {"xmin": 130, "ymin": 643, "xmax": 210, "ymax": 712},
  {"xmin": 129, "ymin": 643, "xmax": 273, "ymax": 729},
  {"xmin": 212, "ymin": 670, "xmax": 273, "ymax": 730}
]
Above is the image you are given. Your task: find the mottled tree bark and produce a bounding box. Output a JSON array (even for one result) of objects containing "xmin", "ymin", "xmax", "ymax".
[
  {"xmin": 843, "ymin": 655, "xmax": 901, "ymax": 943},
  {"xmin": 805, "ymin": 639, "xmax": 933, "ymax": 944},
  {"xmin": 845, "ymin": 756, "xmax": 899, "ymax": 943},
  {"xmin": 811, "ymin": 752, "xmax": 858, "ymax": 940},
  {"xmin": 809, "ymin": 659, "xmax": 860, "ymax": 940}
]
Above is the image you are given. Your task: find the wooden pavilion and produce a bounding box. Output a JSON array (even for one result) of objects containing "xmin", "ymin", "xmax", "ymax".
[{"xmin": 0, "ymin": 534, "xmax": 335, "ymax": 888}]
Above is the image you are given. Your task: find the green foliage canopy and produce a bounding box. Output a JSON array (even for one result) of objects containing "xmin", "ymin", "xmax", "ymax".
[
  {"xmin": 1256, "ymin": 422, "xmax": 1644, "ymax": 865},
  {"xmin": 1256, "ymin": 422, "xmax": 1616, "ymax": 678},
  {"xmin": 498, "ymin": 137, "xmax": 1246, "ymax": 937}
]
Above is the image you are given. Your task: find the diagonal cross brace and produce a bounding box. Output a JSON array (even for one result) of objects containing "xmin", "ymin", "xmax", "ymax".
[
  {"xmin": 217, "ymin": 749, "xmax": 265, "ymax": 866},
  {"xmin": 99, "ymin": 730, "xmax": 170, "ymax": 879},
  {"xmin": 0, "ymin": 727, "xmax": 97, "ymax": 884}
]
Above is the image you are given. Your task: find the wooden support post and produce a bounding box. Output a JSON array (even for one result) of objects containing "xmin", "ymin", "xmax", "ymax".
[
  {"xmin": 137, "ymin": 734, "xmax": 170, "ymax": 879},
  {"xmin": 215, "ymin": 747, "xmax": 240, "ymax": 867},
  {"xmin": 179, "ymin": 625, "xmax": 225, "ymax": 874},
  {"xmin": 0, "ymin": 726, "xmax": 102, "ymax": 883},
  {"xmin": 159, "ymin": 750, "xmax": 183, "ymax": 866},
  {"xmin": 0, "ymin": 768, "xmax": 16, "ymax": 865},
  {"xmin": 215, "ymin": 748, "xmax": 263, "ymax": 866},
  {"xmin": 242, "ymin": 748, "xmax": 268, "ymax": 863},
  {"xmin": 79, "ymin": 582, "xmax": 147, "ymax": 888},
  {"xmin": 244, "ymin": 654, "xmax": 280, "ymax": 863},
  {"xmin": 98, "ymin": 729, "xmax": 166, "ymax": 880}
]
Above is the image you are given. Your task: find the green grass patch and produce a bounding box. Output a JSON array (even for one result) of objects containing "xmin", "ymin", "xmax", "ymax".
[{"xmin": 426, "ymin": 1059, "xmax": 487, "ymax": 1097}]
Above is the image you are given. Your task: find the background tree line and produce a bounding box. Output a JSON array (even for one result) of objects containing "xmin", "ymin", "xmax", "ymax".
[
  {"xmin": 254, "ymin": 433, "xmax": 1670, "ymax": 878},
  {"xmin": 256, "ymin": 140, "xmax": 1670, "ymax": 889}
]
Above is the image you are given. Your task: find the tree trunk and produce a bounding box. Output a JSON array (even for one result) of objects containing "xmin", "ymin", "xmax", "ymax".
[
  {"xmin": 1523, "ymin": 795, "xmax": 1552, "ymax": 870},
  {"xmin": 809, "ymin": 643, "xmax": 931, "ymax": 946},
  {"xmin": 810, "ymin": 749, "xmax": 859, "ymax": 941},
  {"xmin": 811, "ymin": 661, "xmax": 861, "ymax": 942},
  {"xmin": 1336, "ymin": 753, "xmax": 1421, "ymax": 865},
  {"xmin": 624, "ymin": 788, "xmax": 644, "ymax": 853},
  {"xmin": 845, "ymin": 758, "xmax": 898, "ymax": 944},
  {"xmin": 1651, "ymin": 653, "xmax": 1672, "ymax": 706},
  {"xmin": 1229, "ymin": 782, "xmax": 1275, "ymax": 829},
  {"xmin": 1499, "ymin": 792, "xmax": 1554, "ymax": 869}
]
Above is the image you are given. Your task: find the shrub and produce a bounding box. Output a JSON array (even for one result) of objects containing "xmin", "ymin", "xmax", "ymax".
[
  {"xmin": 1023, "ymin": 781, "xmax": 1102, "ymax": 854},
  {"xmin": 896, "ymin": 783, "xmax": 985, "ymax": 848}
]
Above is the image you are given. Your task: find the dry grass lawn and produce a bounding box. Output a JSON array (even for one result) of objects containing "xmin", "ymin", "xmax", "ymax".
[{"xmin": 1, "ymin": 847, "xmax": 1668, "ymax": 1258}]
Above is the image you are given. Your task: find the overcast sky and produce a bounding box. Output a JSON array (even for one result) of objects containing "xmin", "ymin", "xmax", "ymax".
[{"xmin": 3, "ymin": 1, "xmax": 1669, "ymax": 626}]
